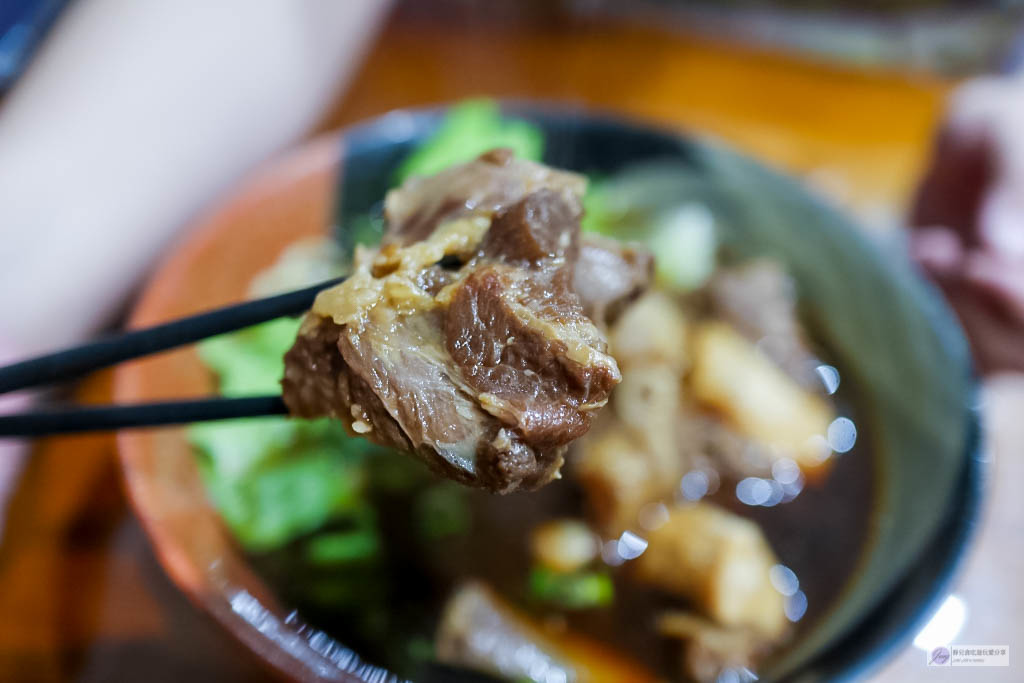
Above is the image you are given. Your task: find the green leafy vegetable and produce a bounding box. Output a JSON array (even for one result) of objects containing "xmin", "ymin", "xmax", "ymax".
[
  {"xmin": 395, "ymin": 99, "xmax": 544, "ymax": 182},
  {"xmin": 344, "ymin": 212, "xmax": 386, "ymax": 256},
  {"xmin": 305, "ymin": 523, "xmax": 381, "ymax": 565},
  {"xmin": 414, "ymin": 482, "xmax": 471, "ymax": 541},
  {"xmin": 191, "ymin": 417, "xmax": 378, "ymax": 551},
  {"xmin": 528, "ymin": 566, "xmax": 615, "ymax": 609},
  {"xmin": 187, "ymin": 318, "xmax": 386, "ymax": 553},
  {"xmin": 197, "ymin": 316, "xmax": 302, "ymax": 396},
  {"xmin": 580, "ymin": 164, "xmax": 719, "ymax": 291},
  {"xmin": 580, "ymin": 177, "xmax": 619, "ymax": 236},
  {"xmin": 405, "ymin": 636, "xmax": 435, "ymax": 663}
]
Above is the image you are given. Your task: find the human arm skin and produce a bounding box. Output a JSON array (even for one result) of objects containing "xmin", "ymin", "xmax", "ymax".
[
  {"xmin": 0, "ymin": 0, "xmax": 391, "ymax": 356},
  {"xmin": 0, "ymin": 0, "xmax": 390, "ymax": 513}
]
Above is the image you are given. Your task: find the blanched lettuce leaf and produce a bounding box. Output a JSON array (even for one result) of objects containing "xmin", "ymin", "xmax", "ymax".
[
  {"xmin": 396, "ymin": 99, "xmax": 543, "ymax": 182},
  {"xmin": 195, "ymin": 435, "xmax": 370, "ymax": 550},
  {"xmin": 188, "ymin": 318, "xmax": 382, "ymax": 552},
  {"xmin": 197, "ymin": 316, "xmax": 301, "ymax": 397}
]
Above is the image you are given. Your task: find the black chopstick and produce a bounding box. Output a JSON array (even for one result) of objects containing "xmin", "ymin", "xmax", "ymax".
[
  {"xmin": 0, "ymin": 395, "xmax": 287, "ymax": 437},
  {"xmin": 0, "ymin": 276, "xmax": 344, "ymax": 395}
]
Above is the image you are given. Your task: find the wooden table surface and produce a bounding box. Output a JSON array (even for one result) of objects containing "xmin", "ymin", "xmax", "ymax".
[{"xmin": 1, "ymin": 7, "xmax": 1020, "ymax": 682}]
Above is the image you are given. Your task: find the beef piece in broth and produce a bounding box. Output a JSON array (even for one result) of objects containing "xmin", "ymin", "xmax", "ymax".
[
  {"xmin": 633, "ymin": 503, "xmax": 787, "ymax": 640},
  {"xmin": 282, "ymin": 151, "xmax": 622, "ymax": 493},
  {"xmin": 707, "ymin": 260, "xmax": 821, "ymax": 388},
  {"xmin": 436, "ymin": 582, "xmax": 661, "ymax": 683},
  {"xmin": 575, "ymin": 291, "xmax": 695, "ymax": 534},
  {"xmin": 573, "ymin": 235, "xmax": 654, "ymax": 327}
]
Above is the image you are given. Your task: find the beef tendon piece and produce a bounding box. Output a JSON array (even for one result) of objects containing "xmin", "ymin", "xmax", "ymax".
[
  {"xmin": 608, "ymin": 291, "xmax": 690, "ymax": 372},
  {"xmin": 707, "ymin": 260, "xmax": 821, "ymax": 389},
  {"xmin": 575, "ymin": 363, "xmax": 693, "ymax": 536},
  {"xmin": 633, "ymin": 502, "xmax": 788, "ymax": 640},
  {"xmin": 436, "ymin": 582, "xmax": 660, "ymax": 683},
  {"xmin": 282, "ymin": 151, "xmax": 621, "ymax": 493},
  {"xmin": 688, "ymin": 321, "xmax": 835, "ymax": 477},
  {"xmin": 575, "ymin": 293, "xmax": 693, "ymax": 534},
  {"xmin": 575, "ymin": 428, "xmax": 668, "ymax": 536}
]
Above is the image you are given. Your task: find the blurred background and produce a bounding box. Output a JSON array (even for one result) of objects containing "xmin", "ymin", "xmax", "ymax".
[{"xmin": 0, "ymin": 1, "xmax": 1022, "ymax": 681}]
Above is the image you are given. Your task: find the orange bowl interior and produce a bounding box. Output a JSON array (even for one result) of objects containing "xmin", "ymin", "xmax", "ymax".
[{"xmin": 113, "ymin": 135, "xmax": 365, "ymax": 682}]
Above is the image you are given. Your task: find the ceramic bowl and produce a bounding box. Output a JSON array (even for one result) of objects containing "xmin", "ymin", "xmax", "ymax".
[{"xmin": 115, "ymin": 105, "xmax": 983, "ymax": 683}]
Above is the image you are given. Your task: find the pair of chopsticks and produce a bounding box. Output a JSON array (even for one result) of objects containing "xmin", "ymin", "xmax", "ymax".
[{"xmin": 0, "ymin": 277, "xmax": 344, "ymax": 437}]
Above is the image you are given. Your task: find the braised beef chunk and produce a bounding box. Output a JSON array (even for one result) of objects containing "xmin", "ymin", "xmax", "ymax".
[
  {"xmin": 478, "ymin": 188, "xmax": 580, "ymax": 264},
  {"xmin": 282, "ymin": 151, "xmax": 620, "ymax": 493},
  {"xmin": 382, "ymin": 148, "xmax": 587, "ymax": 247},
  {"xmin": 573, "ymin": 235, "xmax": 655, "ymax": 326},
  {"xmin": 284, "ymin": 316, "xmax": 415, "ymax": 456},
  {"xmin": 446, "ymin": 265, "xmax": 616, "ymax": 450}
]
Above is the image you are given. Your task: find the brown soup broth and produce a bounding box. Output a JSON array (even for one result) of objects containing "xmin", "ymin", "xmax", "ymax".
[{"xmin": 249, "ymin": 379, "xmax": 873, "ymax": 681}]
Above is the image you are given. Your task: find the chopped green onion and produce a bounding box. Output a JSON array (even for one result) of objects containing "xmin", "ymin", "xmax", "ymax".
[
  {"xmin": 649, "ymin": 203, "xmax": 717, "ymax": 292},
  {"xmin": 528, "ymin": 566, "xmax": 615, "ymax": 609}
]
